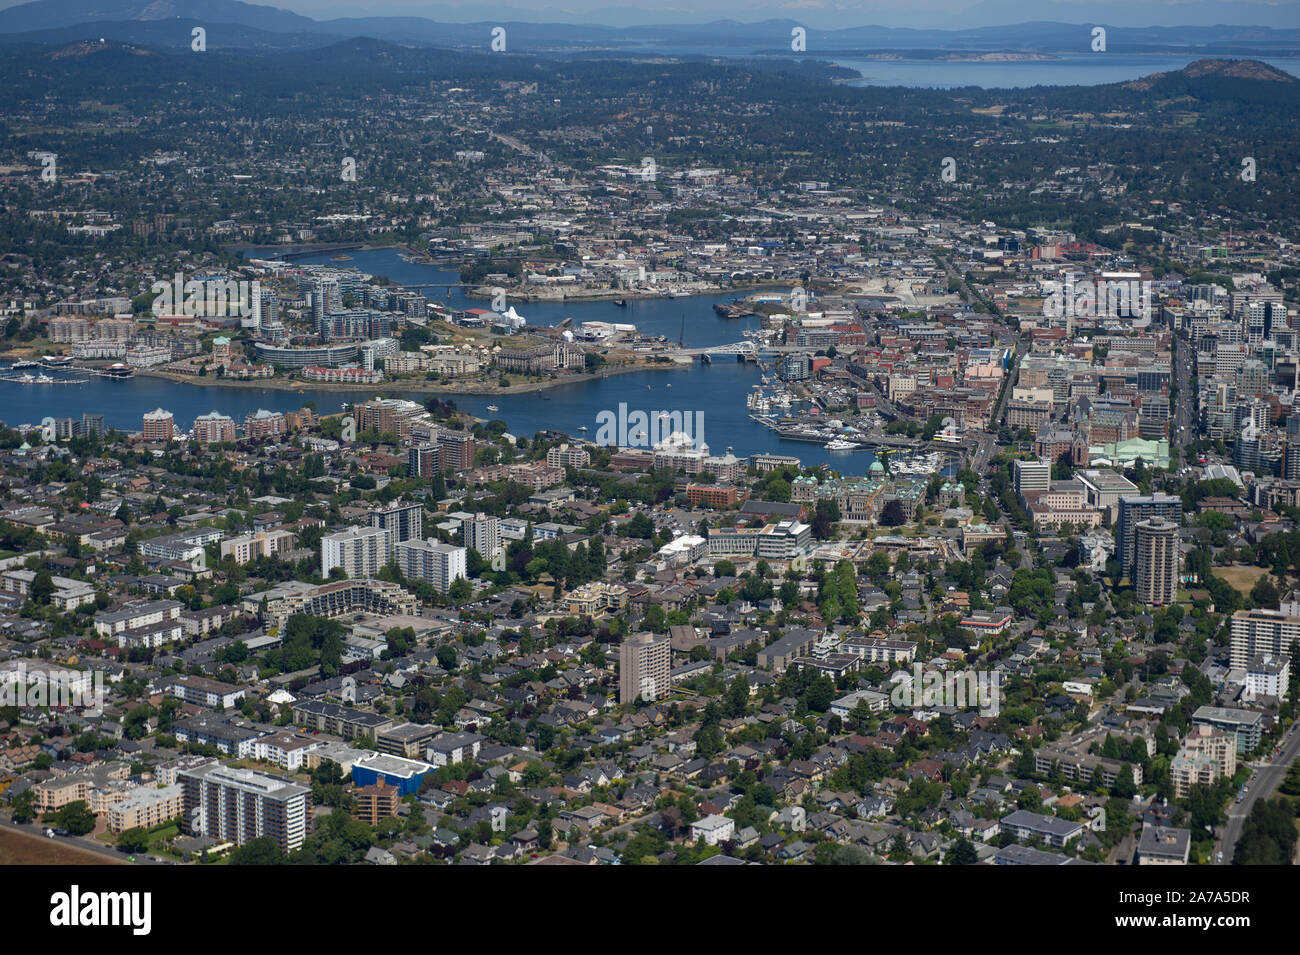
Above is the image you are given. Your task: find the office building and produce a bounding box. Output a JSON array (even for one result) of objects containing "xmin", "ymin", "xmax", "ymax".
[
  {"xmin": 1075, "ymin": 468, "xmax": 1139, "ymax": 514},
  {"xmin": 1012, "ymin": 459, "xmax": 1051, "ymax": 496},
  {"xmin": 1133, "ymin": 517, "xmax": 1180, "ymax": 606},
  {"xmin": 1286, "ymin": 415, "xmax": 1300, "ymax": 480},
  {"xmin": 369, "ymin": 501, "xmax": 423, "ymax": 545},
  {"xmin": 395, "ymin": 539, "xmax": 467, "ymax": 593},
  {"xmin": 321, "ymin": 525, "xmax": 393, "ymax": 579},
  {"xmin": 1116, "ymin": 494, "xmax": 1182, "ymax": 581},
  {"xmin": 179, "ymin": 763, "xmax": 311, "ymax": 852},
  {"xmin": 619, "ymin": 633, "xmax": 670, "ymax": 705},
  {"xmin": 141, "ymin": 407, "xmax": 174, "ymax": 442}
]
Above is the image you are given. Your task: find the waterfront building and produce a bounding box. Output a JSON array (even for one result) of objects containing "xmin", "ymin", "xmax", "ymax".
[
  {"xmin": 141, "ymin": 407, "xmax": 174, "ymax": 442},
  {"xmin": 193, "ymin": 410, "xmax": 236, "ymax": 444}
]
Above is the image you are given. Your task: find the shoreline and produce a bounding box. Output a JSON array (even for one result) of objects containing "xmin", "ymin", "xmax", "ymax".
[{"xmin": 133, "ymin": 359, "xmax": 690, "ymax": 396}]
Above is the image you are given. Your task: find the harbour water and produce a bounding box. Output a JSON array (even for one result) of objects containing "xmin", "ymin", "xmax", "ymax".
[
  {"xmin": 1, "ymin": 247, "xmax": 879, "ymax": 470},
  {"xmin": 833, "ymin": 54, "xmax": 1300, "ymax": 90},
  {"xmin": 618, "ymin": 49, "xmax": 1300, "ymax": 89}
]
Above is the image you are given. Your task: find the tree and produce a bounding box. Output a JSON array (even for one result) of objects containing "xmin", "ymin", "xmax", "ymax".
[
  {"xmin": 117, "ymin": 827, "xmax": 150, "ymax": 854},
  {"xmin": 228, "ymin": 836, "xmax": 286, "ymax": 865},
  {"xmin": 51, "ymin": 800, "xmax": 95, "ymax": 836},
  {"xmin": 725, "ymin": 674, "xmax": 750, "ymax": 718},
  {"xmin": 1250, "ymin": 576, "xmax": 1279, "ymax": 609},
  {"xmin": 880, "ymin": 499, "xmax": 906, "ymax": 527},
  {"xmin": 946, "ymin": 837, "xmax": 978, "ymax": 865},
  {"xmin": 30, "ymin": 569, "xmax": 55, "ymax": 606},
  {"xmin": 10, "ymin": 788, "xmax": 36, "ymax": 823},
  {"xmin": 1111, "ymin": 763, "xmax": 1137, "ymax": 799},
  {"xmin": 1280, "ymin": 761, "xmax": 1300, "ymax": 797},
  {"xmin": 1233, "ymin": 799, "xmax": 1297, "ymax": 865}
]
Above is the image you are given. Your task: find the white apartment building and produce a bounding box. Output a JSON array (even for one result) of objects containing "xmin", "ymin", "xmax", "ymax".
[
  {"xmin": 462, "ymin": 513, "xmax": 501, "ymax": 558},
  {"xmin": 395, "ymin": 539, "xmax": 467, "ymax": 593},
  {"xmin": 321, "ymin": 525, "xmax": 394, "ymax": 579},
  {"xmin": 1229, "ymin": 608, "xmax": 1300, "ymax": 669},
  {"xmin": 93, "ymin": 600, "xmax": 183, "ymax": 638},
  {"xmin": 1244, "ymin": 653, "xmax": 1290, "ymax": 701},
  {"xmin": 546, "ymin": 444, "xmax": 591, "ymax": 469},
  {"xmin": 179, "ymin": 763, "xmax": 311, "ymax": 852}
]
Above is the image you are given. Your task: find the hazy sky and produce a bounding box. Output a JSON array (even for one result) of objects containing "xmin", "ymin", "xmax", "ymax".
[
  {"xmin": 2, "ymin": 0, "xmax": 1298, "ymax": 28},
  {"xmin": 272, "ymin": 0, "xmax": 1300, "ymax": 28}
]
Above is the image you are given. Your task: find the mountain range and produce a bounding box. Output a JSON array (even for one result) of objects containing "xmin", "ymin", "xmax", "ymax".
[{"xmin": 2, "ymin": 0, "xmax": 1300, "ymax": 53}]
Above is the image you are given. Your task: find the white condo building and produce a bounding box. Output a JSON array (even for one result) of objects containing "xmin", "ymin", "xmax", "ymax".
[
  {"xmin": 321, "ymin": 525, "xmax": 394, "ymax": 579},
  {"xmin": 463, "ymin": 513, "xmax": 502, "ymax": 559},
  {"xmin": 395, "ymin": 539, "xmax": 467, "ymax": 593}
]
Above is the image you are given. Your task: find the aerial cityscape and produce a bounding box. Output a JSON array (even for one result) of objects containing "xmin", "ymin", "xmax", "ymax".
[{"xmin": 0, "ymin": 0, "xmax": 1297, "ymax": 892}]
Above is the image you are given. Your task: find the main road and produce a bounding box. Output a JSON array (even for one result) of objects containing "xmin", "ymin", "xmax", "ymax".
[
  {"xmin": 1, "ymin": 816, "xmax": 169, "ymax": 865},
  {"xmin": 1219, "ymin": 721, "xmax": 1300, "ymax": 863}
]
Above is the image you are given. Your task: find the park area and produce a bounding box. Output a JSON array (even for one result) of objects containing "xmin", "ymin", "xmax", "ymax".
[{"xmin": 1215, "ymin": 563, "xmax": 1271, "ymax": 594}]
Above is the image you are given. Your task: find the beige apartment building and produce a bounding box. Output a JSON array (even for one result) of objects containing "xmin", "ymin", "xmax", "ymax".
[
  {"xmin": 107, "ymin": 784, "xmax": 185, "ymax": 834},
  {"xmin": 619, "ymin": 633, "xmax": 670, "ymax": 705},
  {"xmin": 1171, "ymin": 725, "xmax": 1237, "ymax": 798},
  {"xmin": 220, "ymin": 529, "xmax": 297, "ymax": 564}
]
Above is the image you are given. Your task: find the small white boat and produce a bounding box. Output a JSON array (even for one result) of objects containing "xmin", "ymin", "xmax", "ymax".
[{"xmin": 485, "ymin": 404, "xmax": 499, "ymax": 413}]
